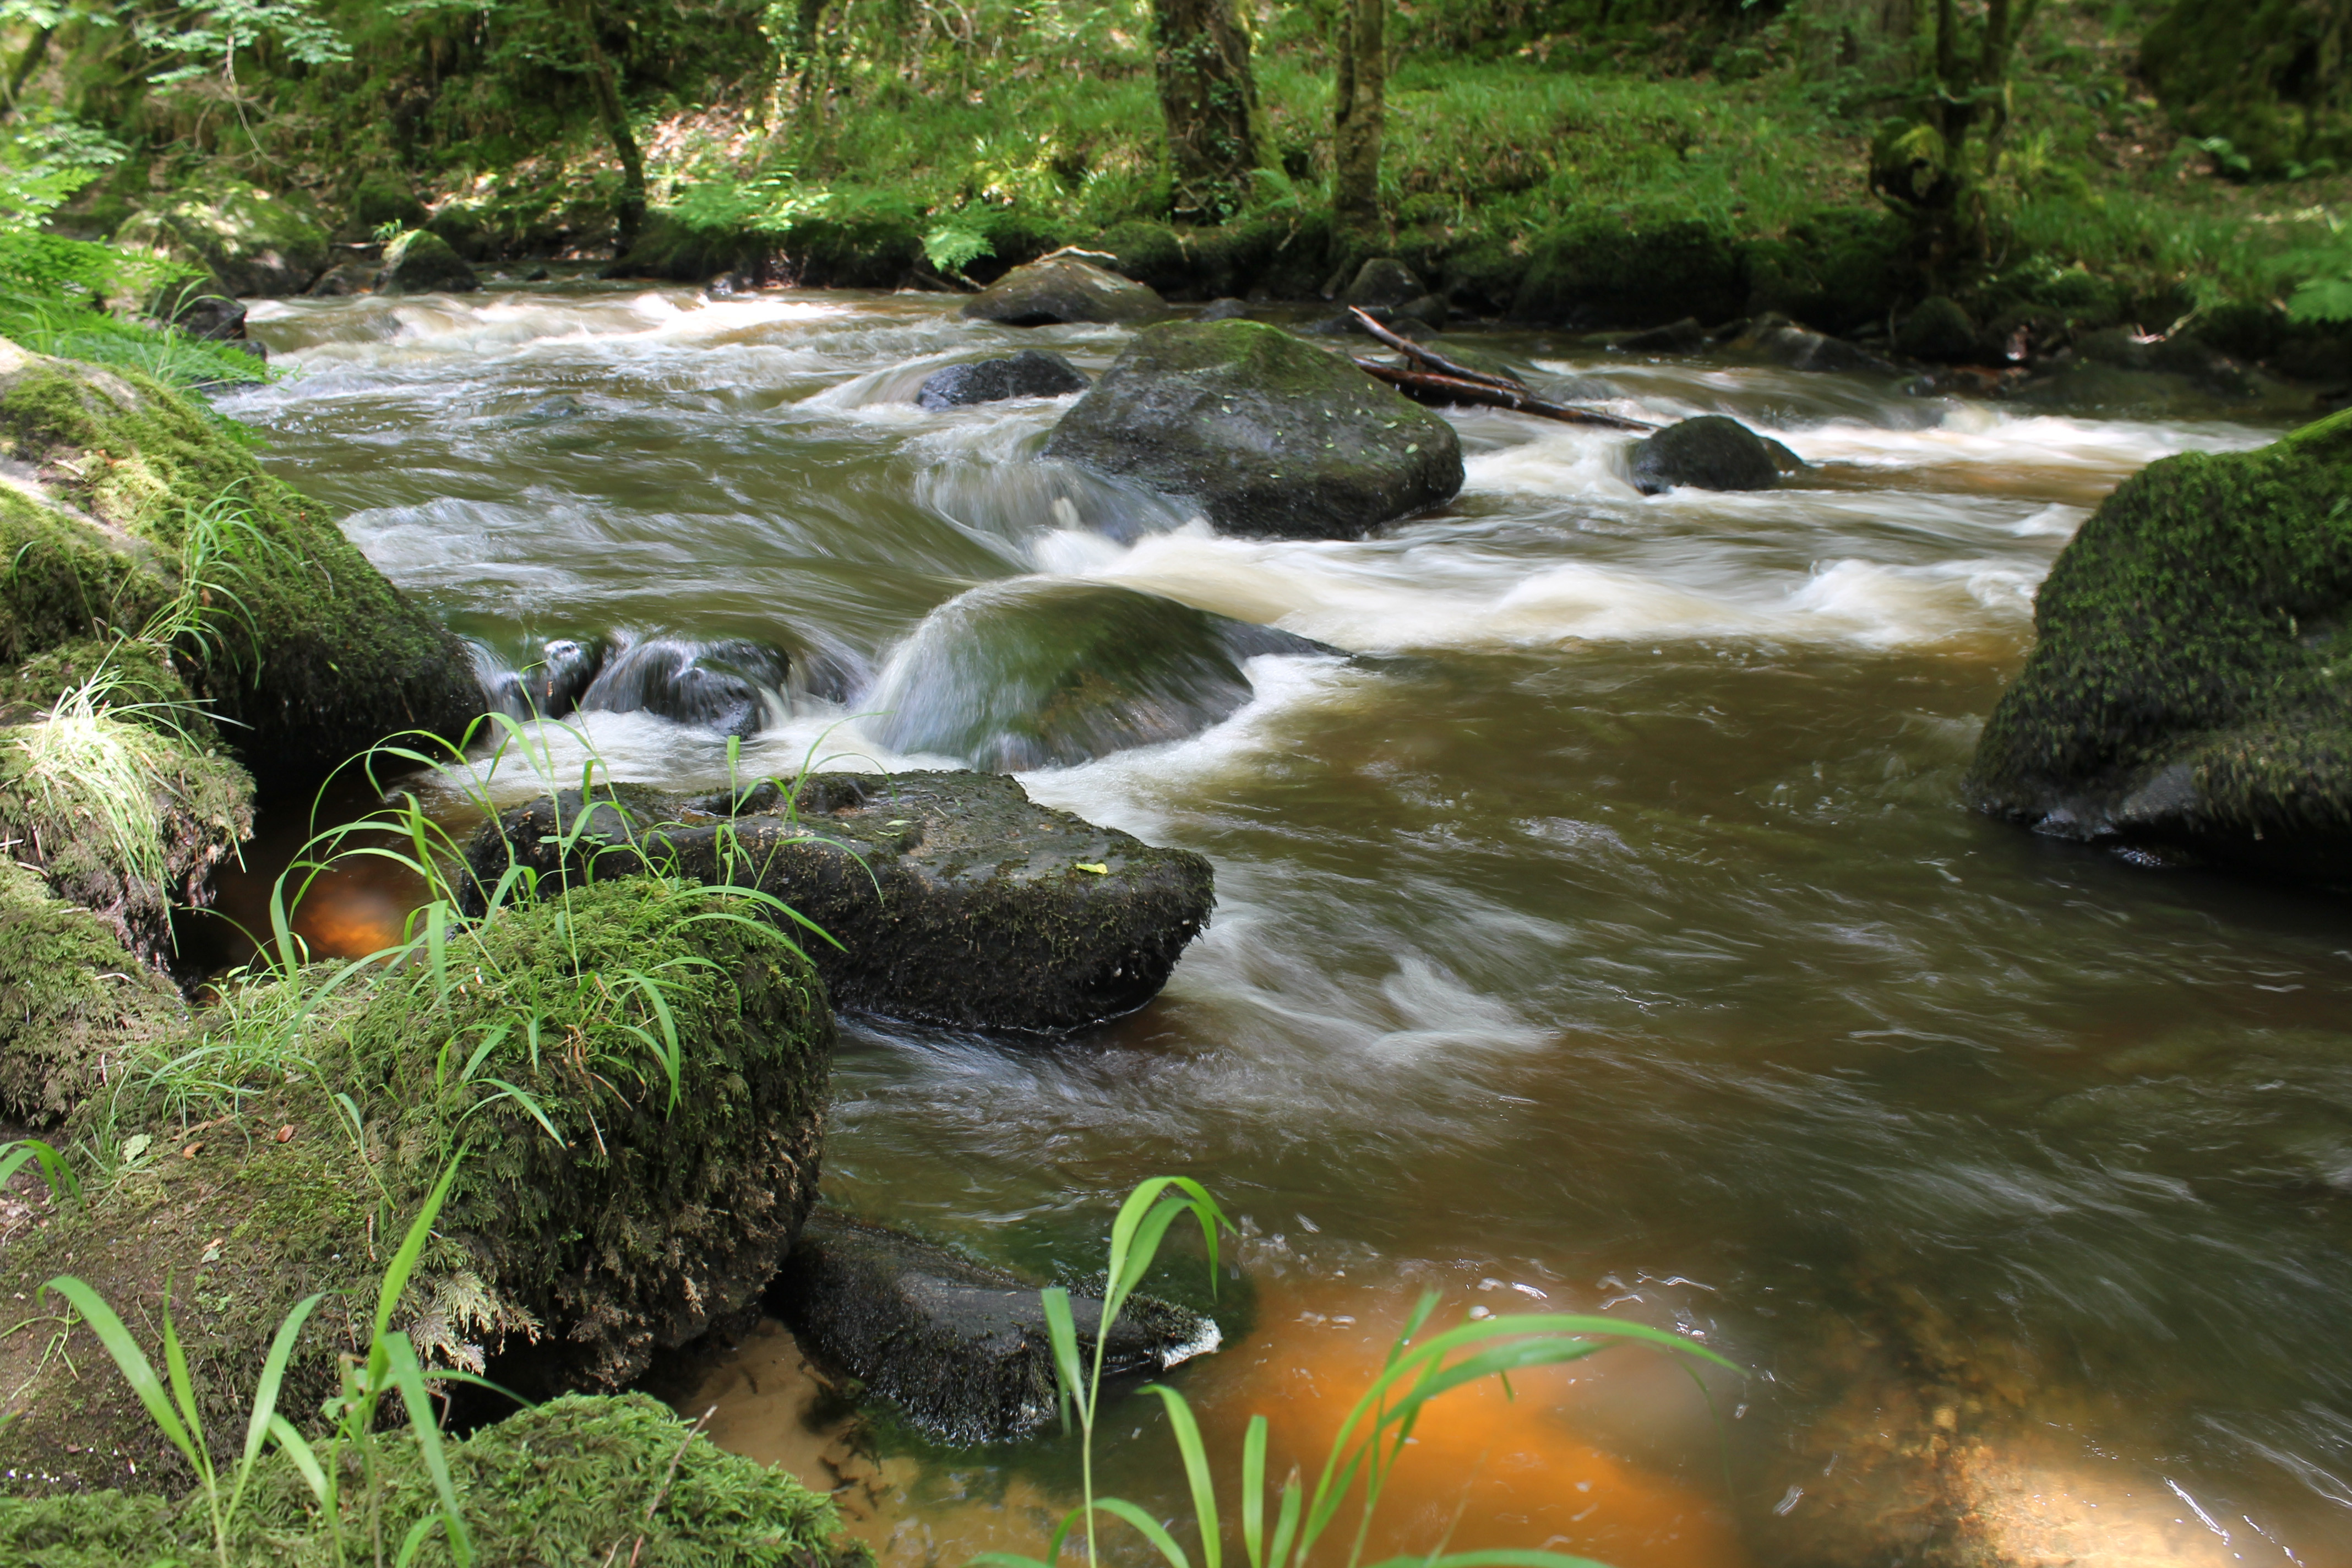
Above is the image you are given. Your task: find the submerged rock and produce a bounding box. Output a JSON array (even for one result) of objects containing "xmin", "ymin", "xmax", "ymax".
[
  {"xmin": 375, "ymin": 227, "xmax": 481, "ymax": 295},
  {"xmin": 0, "ymin": 877, "xmax": 833, "ymax": 1489},
  {"xmin": 960, "ymin": 255, "xmax": 1166, "ymax": 327},
  {"xmin": 1044, "ymin": 318, "xmax": 1463, "ymax": 540},
  {"xmin": 0, "ymin": 340, "xmax": 483, "ymax": 788},
  {"xmin": 773, "ymin": 1208, "xmax": 1217, "ymax": 1444},
  {"xmin": 1968, "ymin": 407, "xmax": 2352, "ymax": 878},
  {"xmin": 1627, "ymin": 415, "xmax": 1787, "ymax": 494},
  {"xmin": 917, "ymin": 349, "xmax": 1089, "ymax": 409},
  {"xmin": 870, "ymin": 579, "xmax": 1331, "ymax": 770},
  {"xmin": 463, "ymin": 770, "xmax": 1216, "ymax": 1033},
  {"xmin": 578, "ymin": 634, "xmax": 788, "ymax": 736},
  {"xmin": 113, "ymin": 179, "xmax": 329, "ymax": 297}
]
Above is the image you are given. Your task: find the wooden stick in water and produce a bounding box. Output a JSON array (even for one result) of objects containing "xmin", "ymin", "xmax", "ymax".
[{"xmin": 1351, "ymin": 358, "xmax": 1660, "ymax": 431}]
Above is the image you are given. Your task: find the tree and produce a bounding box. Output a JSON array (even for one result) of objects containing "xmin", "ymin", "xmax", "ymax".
[
  {"xmin": 1329, "ymin": 0, "xmax": 1384, "ymax": 246},
  {"xmin": 1868, "ymin": 0, "xmax": 2040, "ymax": 285},
  {"xmin": 1150, "ymin": 0, "xmax": 1261, "ymax": 222},
  {"xmin": 565, "ymin": 0, "xmax": 646, "ymax": 250}
]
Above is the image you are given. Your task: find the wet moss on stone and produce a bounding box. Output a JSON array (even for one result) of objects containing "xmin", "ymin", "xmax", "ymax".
[
  {"xmin": 1968, "ymin": 407, "xmax": 2352, "ymax": 874},
  {"xmin": 1506, "ymin": 217, "xmax": 1744, "ymax": 330},
  {"xmin": 0, "ymin": 859, "xmax": 186, "ymax": 1121},
  {"xmin": 113, "ymin": 179, "xmax": 330, "ymax": 298},
  {"xmin": 0, "ymin": 339, "xmax": 483, "ymax": 788}
]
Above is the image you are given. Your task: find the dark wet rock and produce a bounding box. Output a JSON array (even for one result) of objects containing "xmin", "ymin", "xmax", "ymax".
[
  {"xmin": 1044, "ymin": 319, "xmax": 1463, "ymax": 540},
  {"xmin": 578, "ymin": 635, "xmax": 787, "ymax": 736},
  {"xmin": 1342, "ymin": 258, "xmax": 1425, "ymax": 309},
  {"xmin": 1615, "ymin": 317, "xmax": 1708, "ymax": 354},
  {"xmin": 1968, "ymin": 408, "xmax": 2352, "ymax": 880},
  {"xmin": 349, "ymin": 171, "xmax": 428, "ymax": 233},
  {"xmin": 462, "ymin": 770, "xmax": 1216, "ymax": 1033},
  {"xmin": 772, "ymin": 1208, "xmax": 1217, "ymax": 1445},
  {"xmin": 960, "ymin": 255, "xmax": 1166, "ymax": 327},
  {"xmin": 159, "ymin": 292, "xmax": 247, "ymax": 342},
  {"xmin": 0, "ymin": 341, "xmax": 483, "ymax": 788},
  {"xmin": 1897, "ymin": 297, "xmax": 1978, "ymax": 362},
  {"xmin": 871, "ymin": 579, "xmax": 1333, "ymax": 770},
  {"xmin": 1506, "ymin": 219, "xmax": 1744, "ymax": 329},
  {"xmin": 305, "ymin": 259, "xmax": 374, "ymax": 297},
  {"xmin": 0, "ymin": 877, "xmax": 832, "ymax": 1488},
  {"xmin": 1195, "ymin": 297, "xmax": 1252, "ymax": 322},
  {"xmin": 114, "ymin": 180, "xmax": 328, "ymax": 297},
  {"xmin": 916, "ymin": 350, "xmax": 1090, "ymax": 410},
  {"xmin": 1735, "ymin": 314, "xmax": 1903, "ymax": 375},
  {"xmin": 375, "ymin": 227, "xmax": 481, "ymax": 295},
  {"xmin": 524, "ymin": 264, "xmax": 552, "ymax": 282},
  {"xmin": 1627, "ymin": 415, "xmax": 1785, "ymax": 495},
  {"xmin": 480, "ymin": 634, "xmax": 605, "ymax": 719}
]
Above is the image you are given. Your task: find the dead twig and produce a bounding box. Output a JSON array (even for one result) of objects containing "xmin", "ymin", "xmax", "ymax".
[
  {"xmin": 1347, "ymin": 307, "xmax": 1526, "ymax": 391},
  {"xmin": 1351, "ymin": 358, "xmax": 1658, "ymax": 431}
]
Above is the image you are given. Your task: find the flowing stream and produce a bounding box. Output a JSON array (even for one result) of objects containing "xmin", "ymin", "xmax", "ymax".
[{"xmin": 218, "ymin": 280, "xmax": 2352, "ymax": 1567}]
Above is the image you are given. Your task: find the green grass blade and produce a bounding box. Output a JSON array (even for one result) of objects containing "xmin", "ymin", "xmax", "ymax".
[
  {"xmin": 159, "ymin": 1288, "xmax": 206, "ymax": 1461},
  {"xmin": 265, "ymin": 1414, "xmax": 329, "ymax": 1506},
  {"xmin": 1268, "ymin": 1473, "xmax": 1302, "ymax": 1568},
  {"xmin": 232, "ymin": 1293, "xmax": 325, "ymax": 1504},
  {"xmin": 1141, "ymin": 1385, "xmax": 1220, "ymax": 1568},
  {"xmin": 1242, "ymin": 1414, "xmax": 1268, "ymax": 1568},
  {"xmin": 1091, "ymin": 1496, "xmax": 1193, "ymax": 1568},
  {"xmin": 385, "ymin": 1331, "xmax": 473, "ymax": 1567},
  {"xmin": 376, "ymin": 1153, "xmax": 466, "ymax": 1345},
  {"xmin": 38, "ymin": 1276, "xmax": 204, "ymax": 1476},
  {"xmin": 1041, "ymin": 1286, "xmax": 1085, "ymax": 1431}
]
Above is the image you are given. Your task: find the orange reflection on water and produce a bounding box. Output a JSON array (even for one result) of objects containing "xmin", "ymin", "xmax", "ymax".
[{"xmin": 1179, "ymin": 1276, "xmax": 1750, "ymax": 1568}]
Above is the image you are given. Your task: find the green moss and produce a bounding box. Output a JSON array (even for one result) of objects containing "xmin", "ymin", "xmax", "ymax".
[
  {"xmin": 0, "ymin": 859, "xmax": 187, "ymax": 1120},
  {"xmin": 2141, "ymin": 0, "xmax": 2352, "ymax": 178},
  {"xmin": 1969, "ymin": 407, "xmax": 2352, "ymax": 854},
  {"xmin": 112, "ymin": 179, "xmax": 330, "ymax": 297},
  {"xmin": 1506, "ymin": 215, "xmax": 1745, "ymax": 329},
  {"xmin": 350, "ymin": 172, "xmax": 428, "ymax": 233},
  {"xmin": 1743, "ymin": 208, "xmax": 1911, "ymax": 334},
  {"xmin": 0, "ymin": 340, "xmax": 482, "ymax": 788},
  {"xmin": 0, "ymin": 1490, "xmax": 186, "ymax": 1567}
]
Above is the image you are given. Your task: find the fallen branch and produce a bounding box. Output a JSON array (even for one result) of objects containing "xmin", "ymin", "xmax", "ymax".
[
  {"xmin": 1352, "ymin": 358, "xmax": 1659, "ymax": 431},
  {"xmin": 1347, "ymin": 307, "xmax": 1527, "ymax": 391}
]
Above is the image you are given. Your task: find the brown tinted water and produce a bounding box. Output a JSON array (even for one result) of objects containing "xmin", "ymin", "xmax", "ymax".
[{"xmin": 230, "ymin": 281, "xmax": 2352, "ymax": 1566}]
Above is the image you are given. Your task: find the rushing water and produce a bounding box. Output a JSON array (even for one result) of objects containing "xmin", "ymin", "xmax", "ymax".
[{"xmin": 222, "ymin": 279, "xmax": 2352, "ymax": 1567}]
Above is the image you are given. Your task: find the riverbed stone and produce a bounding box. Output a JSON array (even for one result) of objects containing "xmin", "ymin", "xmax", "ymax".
[
  {"xmin": 1968, "ymin": 407, "xmax": 2352, "ymax": 878},
  {"xmin": 1627, "ymin": 415, "xmax": 1784, "ymax": 494},
  {"xmin": 462, "ymin": 770, "xmax": 1216, "ymax": 1033},
  {"xmin": 917, "ymin": 349, "xmax": 1090, "ymax": 409},
  {"xmin": 772, "ymin": 1207, "xmax": 1217, "ymax": 1444},
  {"xmin": 0, "ymin": 341, "xmax": 484, "ymax": 788},
  {"xmin": 0, "ymin": 876, "xmax": 832, "ymax": 1491},
  {"xmin": 960, "ymin": 254, "xmax": 1166, "ymax": 326},
  {"xmin": 577, "ymin": 634, "xmax": 788, "ymax": 736},
  {"xmin": 375, "ymin": 227, "xmax": 481, "ymax": 294},
  {"xmin": 1043, "ymin": 318, "xmax": 1463, "ymax": 539},
  {"xmin": 871, "ymin": 579, "xmax": 1332, "ymax": 770},
  {"xmin": 113, "ymin": 179, "xmax": 329, "ymax": 297},
  {"xmin": 1342, "ymin": 258, "xmax": 1425, "ymax": 308}
]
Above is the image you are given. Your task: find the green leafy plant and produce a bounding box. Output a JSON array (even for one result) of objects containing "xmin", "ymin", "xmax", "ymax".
[
  {"xmin": 0, "ymin": 1137, "xmax": 78, "ymax": 1202},
  {"xmin": 981, "ymin": 1179, "xmax": 1741, "ymax": 1568},
  {"xmin": 923, "ymin": 219, "xmax": 994, "ymax": 277}
]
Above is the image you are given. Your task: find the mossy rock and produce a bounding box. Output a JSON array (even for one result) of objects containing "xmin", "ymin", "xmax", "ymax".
[
  {"xmin": 0, "ymin": 1393, "xmax": 846, "ymax": 1565},
  {"xmin": 376, "ymin": 229, "xmax": 480, "ymax": 295},
  {"xmin": 0, "ymin": 699, "xmax": 252, "ymax": 967},
  {"xmin": 961, "ymin": 254, "xmax": 1167, "ymax": 326},
  {"xmin": 1099, "ymin": 219, "xmax": 1192, "ymax": 294},
  {"xmin": 349, "ymin": 172, "xmax": 428, "ymax": 233},
  {"xmin": 0, "ymin": 339, "xmax": 483, "ymax": 790},
  {"xmin": 113, "ymin": 179, "xmax": 329, "ymax": 298},
  {"xmin": 606, "ymin": 210, "xmax": 774, "ymax": 284},
  {"xmin": 1043, "ymin": 318, "xmax": 1462, "ymax": 540},
  {"xmin": 778, "ymin": 193, "xmax": 925, "ymax": 288},
  {"xmin": 1968, "ymin": 408, "xmax": 2352, "ymax": 877},
  {"xmin": 0, "ymin": 859, "xmax": 187, "ymax": 1121},
  {"xmin": 1438, "ymin": 239, "xmax": 1532, "ymax": 318},
  {"xmin": 0, "ymin": 878, "xmax": 833, "ymax": 1488},
  {"xmin": 1741, "ymin": 208, "xmax": 1910, "ymax": 335},
  {"xmin": 1897, "ymin": 296, "xmax": 1978, "ymax": 362},
  {"xmin": 1506, "ymin": 217, "xmax": 1744, "ymax": 330},
  {"xmin": 462, "ymin": 770, "xmax": 1214, "ymax": 1035}
]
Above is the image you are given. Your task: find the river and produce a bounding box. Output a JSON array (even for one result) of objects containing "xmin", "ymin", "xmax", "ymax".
[{"xmin": 220, "ymin": 280, "xmax": 2352, "ymax": 1568}]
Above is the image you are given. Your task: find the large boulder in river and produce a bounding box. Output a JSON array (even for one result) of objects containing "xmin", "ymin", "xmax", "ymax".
[
  {"xmin": 870, "ymin": 579, "xmax": 1332, "ymax": 770},
  {"xmin": 114, "ymin": 179, "xmax": 329, "ymax": 297},
  {"xmin": 774, "ymin": 1207, "xmax": 1217, "ymax": 1444},
  {"xmin": 1628, "ymin": 415, "xmax": 1785, "ymax": 494},
  {"xmin": 0, "ymin": 340, "xmax": 484, "ymax": 787},
  {"xmin": 464, "ymin": 770, "xmax": 1216, "ymax": 1033},
  {"xmin": 374, "ymin": 227, "xmax": 481, "ymax": 294},
  {"xmin": 961, "ymin": 254, "xmax": 1166, "ymax": 326},
  {"xmin": 1968, "ymin": 409, "xmax": 2352, "ymax": 878},
  {"xmin": 0, "ymin": 876, "xmax": 832, "ymax": 1489},
  {"xmin": 1044, "ymin": 319, "xmax": 1464, "ymax": 539},
  {"xmin": 917, "ymin": 349, "xmax": 1089, "ymax": 409}
]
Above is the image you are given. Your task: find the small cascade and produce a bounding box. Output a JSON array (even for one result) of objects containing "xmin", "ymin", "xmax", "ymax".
[{"xmin": 473, "ymin": 632, "xmax": 796, "ymax": 737}]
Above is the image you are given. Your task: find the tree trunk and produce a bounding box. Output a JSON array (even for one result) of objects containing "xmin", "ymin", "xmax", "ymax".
[
  {"xmin": 1331, "ymin": 0, "xmax": 1384, "ymax": 243},
  {"xmin": 571, "ymin": 1, "xmax": 647, "ymax": 253},
  {"xmin": 1152, "ymin": 0, "xmax": 1261, "ymax": 222},
  {"xmin": 2, "ymin": 26, "xmax": 55, "ymax": 117}
]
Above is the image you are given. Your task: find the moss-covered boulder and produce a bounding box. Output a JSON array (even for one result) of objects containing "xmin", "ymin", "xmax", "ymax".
[
  {"xmin": 0, "ymin": 877, "xmax": 833, "ymax": 1488},
  {"xmin": 349, "ymin": 171, "xmax": 428, "ymax": 234},
  {"xmin": 114, "ymin": 179, "xmax": 329, "ymax": 298},
  {"xmin": 1506, "ymin": 217, "xmax": 1744, "ymax": 330},
  {"xmin": 1897, "ymin": 296, "xmax": 1979, "ymax": 362},
  {"xmin": 961, "ymin": 254, "xmax": 1167, "ymax": 326},
  {"xmin": 1043, "ymin": 319, "xmax": 1463, "ymax": 540},
  {"xmin": 375, "ymin": 228, "xmax": 481, "ymax": 295},
  {"xmin": 1968, "ymin": 409, "xmax": 2352, "ymax": 876},
  {"xmin": 464, "ymin": 770, "xmax": 1215, "ymax": 1034},
  {"xmin": 0, "ymin": 1392, "xmax": 845, "ymax": 1565},
  {"xmin": 870, "ymin": 579, "xmax": 1330, "ymax": 769},
  {"xmin": 0, "ymin": 340, "xmax": 483, "ymax": 788},
  {"xmin": 0, "ymin": 859, "xmax": 187, "ymax": 1120}
]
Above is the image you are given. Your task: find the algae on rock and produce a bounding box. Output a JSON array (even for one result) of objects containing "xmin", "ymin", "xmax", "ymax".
[
  {"xmin": 0, "ymin": 859, "xmax": 186, "ymax": 1120},
  {"xmin": 1968, "ymin": 407, "xmax": 2352, "ymax": 877}
]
